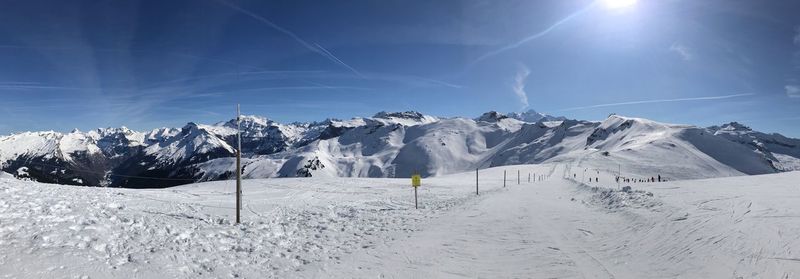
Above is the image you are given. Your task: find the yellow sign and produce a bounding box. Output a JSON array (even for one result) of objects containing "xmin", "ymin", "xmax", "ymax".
[{"xmin": 411, "ymin": 175, "xmax": 421, "ymax": 187}]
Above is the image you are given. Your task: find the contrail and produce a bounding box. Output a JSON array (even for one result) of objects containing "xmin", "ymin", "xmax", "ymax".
[
  {"xmin": 313, "ymin": 43, "xmax": 364, "ymax": 78},
  {"xmin": 470, "ymin": 2, "xmax": 597, "ymax": 66},
  {"xmin": 143, "ymin": 70, "xmax": 329, "ymax": 88},
  {"xmin": 221, "ymin": 85, "xmax": 372, "ymax": 93},
  {"xmin": 0, "ymin": 84, "xmax": 87, "ymax": 90},
  {"xmin": 212, "ymin": 0, "xmax": 362, "ymax": 77},
  {"xmin": 558, "ymin": 93, "xmax": 755, "ymax": 112},
  {"xmin": 411, "ymin": 76, "xmax": 463, "ymax": 89}
]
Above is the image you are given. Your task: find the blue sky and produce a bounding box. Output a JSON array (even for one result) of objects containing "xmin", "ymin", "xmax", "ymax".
[{"xmin": 1, "ymin": 0, "xmax": 799, "ymax": 136}]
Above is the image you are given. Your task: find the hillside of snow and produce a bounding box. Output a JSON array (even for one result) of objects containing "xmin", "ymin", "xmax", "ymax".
[
  {"xmin": 221, "ymin": 114, "xmax": 788, "ymax": 182},
  {"xmin": 1, "ymin": 165, "xmax": 798, "ymax": 278},
  {"xmin": 1, "ymin": 110, "xmax": 799, "ymax": 188}
]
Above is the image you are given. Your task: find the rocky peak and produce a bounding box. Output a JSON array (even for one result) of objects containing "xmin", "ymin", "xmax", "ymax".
[{"xmin": 476, "ymin": 111, "xmax": 508, "ymax": 123}]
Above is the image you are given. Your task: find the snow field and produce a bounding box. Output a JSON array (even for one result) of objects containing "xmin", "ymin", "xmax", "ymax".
[
  {"xmin": 2, "ymin": 165, "xmax": 799, "ymax": 278},
  {"xmin": 0, "ymin": 165, "xmax": 541, "ymax": 278}
]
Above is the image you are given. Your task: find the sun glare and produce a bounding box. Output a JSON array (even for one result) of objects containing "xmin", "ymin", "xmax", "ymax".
[{"xmin": 603, "ymin": 0, "xmax": 638, "ymax": 9}]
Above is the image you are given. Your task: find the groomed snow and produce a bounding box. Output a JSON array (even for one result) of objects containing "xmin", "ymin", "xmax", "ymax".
[{"xmin": 1, "ymin": 165, "xmax": 799, "ymax": 278}]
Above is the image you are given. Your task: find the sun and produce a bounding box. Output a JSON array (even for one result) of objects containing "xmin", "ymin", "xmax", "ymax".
[{"xmin": 602, "ymin": 0, "xmax": 638, "ymax": 9}]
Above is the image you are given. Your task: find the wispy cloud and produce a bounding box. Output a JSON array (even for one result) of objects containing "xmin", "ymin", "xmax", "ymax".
[
  {"xmin": 313, "ymin": 43, "xmax": 364, "ymax": 78},
  {"xmin": 363, "ymin": 74, "xmax": 463, "ymax": 89},
  {"xmin": 0, "ymin": 84, "xmax": 88, "ymax": 91},
  {"xmin": 669, "ymin": 43, "xmax": 693, "ymax": 61},
  {"xmin": 220, "ymin": 85, "xmax": 372, "ymax": 94},
  {"xmin": 511, "ymin": 64, "xmax": 531, "ymax": 110},
  {"xmin": 145, "ymin": 70, "xmax": 461, "ymax": 92},
  {"xmin": 212, "ymin": 0, "xmax": 362, "ymax": 77},
  {"xmin": 558, "ymin": 93, "xmax": 755, "ymax": 112},
  {"xmin": 143, "ymin": 70, "xmax": 329, "ymax": 88},
  {"xmin": 471, "ymin": 2, "xmax": 595, "ymax": 66},
  {"xmin": 794, "ymin": 26, "xmax": 800, "ymax": 46},
  {"xmin": 787, "ymin": 26, "xmax": 800, "ymax": 94},
  {"xmin": 786, "ymin": 85, "xmax": 800, "ymax": 98}
]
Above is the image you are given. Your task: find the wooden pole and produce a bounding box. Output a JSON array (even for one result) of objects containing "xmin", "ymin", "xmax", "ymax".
[
  {"xmin": 236, "ymin": 104, "xmax": 242, "ymax": 224},
  {"xmin": 475, "ymin": 168, "xmax": 479, "ymax": 195},
  {"xmin": 414, "ymin": 186, "xmax": 418, "ymax": 209}
]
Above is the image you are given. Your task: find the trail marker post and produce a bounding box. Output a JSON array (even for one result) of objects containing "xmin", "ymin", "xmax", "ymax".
[
  {"xmin": 411, "ymin": 173, "xmax": 421, "ymax": 209},
  {"xmin": 503, "ymin": 170, "xmax": 506, "ymax": 187},
  {"xmin": 517, "ymin": 170, "xmax": 520, "ymax": 185},
  {"xmin": 475, "ymin": 168, "xmax": 479, "ymax": 195},
  {"xmin": 235, "ymin": 104, "xmax": 242, "ymax": 225}
]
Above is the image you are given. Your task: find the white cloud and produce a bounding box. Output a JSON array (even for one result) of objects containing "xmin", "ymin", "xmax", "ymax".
[
  {"xmin": 669, "ymin": 43, "xmax": 692, "ymax": 61},
  {"xmin": 794, "ymin": 26, "xmax": 800, "ymax": 46},
  {"xmin": 511, "ymin": 64, "xmax": 531, "ymax": 110},
  {"xmin": 786, "ymin": 85, "xmax": 800, "ymax": 98},
  {"xmin": 558, "ymin": 93, "xmax": 754, "ymax": 112},
  {"xmin": 213, "ymin": 0, "xmax": 362, "ymax": 77}
]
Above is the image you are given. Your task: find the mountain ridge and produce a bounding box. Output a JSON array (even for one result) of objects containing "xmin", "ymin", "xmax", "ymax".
[{"xmin": 1, "ymin": 110, "xmax": 798, "ymax": 188}]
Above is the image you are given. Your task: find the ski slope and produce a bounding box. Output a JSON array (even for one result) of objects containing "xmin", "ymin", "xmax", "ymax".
[{"xmin": 1, "ymin": 166, "xmax": 799, "ymax": 278}]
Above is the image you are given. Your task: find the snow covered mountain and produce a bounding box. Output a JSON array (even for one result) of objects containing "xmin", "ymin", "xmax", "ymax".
[
  {"xmin": 708, "ymin": 122, "xmax": 800, "ymax": 171},
  {"xmin": 187, "ymin": 112, "xmax": 796, "ymax": 183},
  {"xmin": 0, "ymin": 128, "xmax": 146, "ymax": 186},
  {"xmin": 506, "ymin": 109, "xmax": 566, "ymax": 123},
  {"xmin": 1, "ymin": 110, "xmax": 798, "ymax": 188}
]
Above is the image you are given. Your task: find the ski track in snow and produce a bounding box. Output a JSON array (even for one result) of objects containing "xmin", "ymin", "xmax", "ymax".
[{"xmin": 1, "ymin": 165, "xmax": 800, "ymax": 278}]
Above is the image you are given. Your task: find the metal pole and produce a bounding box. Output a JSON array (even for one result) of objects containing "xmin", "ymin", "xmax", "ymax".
[
  {"xmin": 236, "ymin": 104, "xmax": 242, "ymax": 224},
  {"xmin": 528, "ymin": 173, "xmax": 530, "ymax": 183},
  {"xmin": 517, "ymin": 170, "xmax": 520, "ymax": 185},
  {"xmin": 503, "ymin": 170, "xmax": 506, "ymax": 187},
  {"xmin": 476, "ymin": 168, "xmax": 479, "ymax": 195}
]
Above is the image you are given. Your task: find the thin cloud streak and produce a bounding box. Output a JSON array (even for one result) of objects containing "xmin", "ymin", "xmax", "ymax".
[
  {"xmin": 313, "ymin": 43, "xmax": 364, "ymax": 78},
  {"xmin": 470, "ymin": 2, "xmax": 596, "ymax": 66},
  {"xmin": 558, "ymin": 93, "xmax": 755, "ymax": 112},
  {"xmin": 0, "ymin": 44, "xmax": 264, "ymax": 72},
  {"xmin": 142, "ymin": 70, "xmax": 330, "ymax": 88},
  {"xmin": 669, "ymin": 43, "xmax": 693, "ymax": 61},
  {"xmin": 794, "ymin": 25, "xmax": 800, "ymax": 46},
  {"xmin": 213, "ymin": 0, "xmax": 362, "ymax": 77},
  {"xmin": 221, "ymin": 86, "xmax": 372, "ymax": 94},
  {"xmin": 786, "ymin": 85, "xmax": 800, "ymax": 98},
  {"xmin": 0, "ymin": 85, "xmax": 90, "ymax": 91}
]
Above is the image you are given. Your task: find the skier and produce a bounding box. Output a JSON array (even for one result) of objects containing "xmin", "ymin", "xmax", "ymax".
[{"xmin": 658, "ymin": 175, "xmax": 661, "ymax": 182}]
